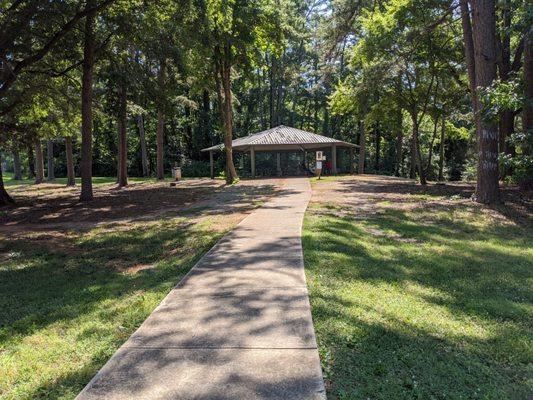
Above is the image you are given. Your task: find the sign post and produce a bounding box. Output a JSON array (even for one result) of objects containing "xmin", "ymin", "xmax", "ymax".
[{"xmin": 315, "ymin": 151, "xmax": 324, "ymax": 179}]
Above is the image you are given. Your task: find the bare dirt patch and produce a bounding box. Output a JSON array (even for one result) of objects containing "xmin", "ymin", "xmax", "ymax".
[
  {"xmin": 310, "ymin": 175, "xmax": 532, "ymax": 226},
  {"xmin": 1, "ymin": 178, "xmax": 285, "ymax": 229}
]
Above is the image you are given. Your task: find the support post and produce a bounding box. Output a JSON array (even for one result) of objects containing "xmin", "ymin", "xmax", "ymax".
[
  {"xmin": 250, "ymin": 147, "xmax": 255, "ymax": 178},
  {"xmin": 332, "ymin": 144, "xmax": 337, "ymax": 175},
  {"xmin": 349, "ymin": 147, "xmax": 354, "ymax": 174},
  {"xmin": 276, "ymin": 153, "xmax": 281, "ymax": 176},
  {"xmin": 209, "ymin": 151, "xmax": 214, "ymax": 179}
]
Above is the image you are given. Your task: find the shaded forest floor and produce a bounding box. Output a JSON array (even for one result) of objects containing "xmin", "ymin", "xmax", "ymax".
[
  {"xmin": 303, "ymin": 175, "xmax": 532, "ymax": 399},
  {"xmin": 0, "ymin": 177, "xmax": 284, "ymax": 399}
]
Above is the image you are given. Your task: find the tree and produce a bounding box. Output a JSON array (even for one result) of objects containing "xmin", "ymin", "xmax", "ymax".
[
  {"xmin": 471, "ymin": 0, "xmax": 500, "ymax": 203},
  {"xmin": 203, "ymin": 0, "xmax": 275, "ymax": 183},
  {"xmin": 0, "ymin": 154, "xmax": 14, "ymax": 205},
  {"xmin": 0, "ymin": 0, "xmax": 115, "ymax": 109},
  {"xmin": 80, "ymin": 0, "xmax": 97, "ymax": 202}
]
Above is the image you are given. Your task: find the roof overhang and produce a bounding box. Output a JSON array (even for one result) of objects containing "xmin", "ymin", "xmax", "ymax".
[{"xmin": 201, "ymin": 125, "xmax": 359, "ymax": 152}]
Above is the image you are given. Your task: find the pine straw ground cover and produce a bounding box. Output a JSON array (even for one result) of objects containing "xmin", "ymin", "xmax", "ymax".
[
  {"xmin": 303, "ymin": 175, "xmax": 532, "ymax": 400},
  {"xmin": 0, "ymin": 177, "xmax": 282, "ymax": 399}
]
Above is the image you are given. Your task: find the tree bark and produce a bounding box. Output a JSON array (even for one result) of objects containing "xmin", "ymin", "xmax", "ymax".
[
  {"xmin": 34, "ymin": 139, "xmax": 44, "ymax": 184},
  {"xmin": 438, "ymin": 115, "xmax": 446, "ymax": 181},
  {"xmin": 156, "ymin": 59, "xmax": 166, "ymax": 180},
  {"xmin": 215, "ymin": 44, "xmax": 238, "ymax": 184},
  {"xmin": 523, "ymin": 26, "xmax": 532, "ymax": 144},
  {"xmin": 460, "ymin": 0, "xmax": 480, "ymax": 131},
  {"xmin": 411, "ymin": 115, "xmax": 427, "ymax": 185},
  {"xmin": 46, "ymin": 140, "xmax": 55, "ymax": 181},
  {"xmin": 117, "ymin": 83, "xmax": 128, "ymax": 187},
  {"xmin": 424, "ymin": 115, "xmax": 440, "ymax": 180},
  {"xmin": 79, "ymin": 0, "xmax": 96, "ymax": 202},
  {"xmin": 13, "ymin": 149, "xmax": 22, "ymax": 180},
  {"xmin": 472, "ymin": 0, "xmax": 500, "ymax": 203},
  {"xmin": 0, "ymin": 154, "xmax": 14, "ymax": 205},
  {"xmin": 521, "ymin": 25, "xmax": 533, "ymax": 189},
  {"xmin": 497, "ymin": 0, "xmax": 514, "ymax": 158},
  {"xmin": 374, "ymin": 125, "xmax": 381, "ymax": 172},
  {"xmin": 269, "ymin": 55, "xmax": 276, "ymax": 128},
  {"xmin": 358, "ymin": 121, "xmax": 366, "ymax": 174},
  {"xmin": 394, "ymin": 108, "xmax": 403, "ymax": 176},
  {"xmin": 65, "ymin": 136, "xmax": 75, "ymax": 186},
  {"xmin": 409, "ymin": 135, "xmax": 416, "ymax": 179},
  {"xmin": 27, "ymin": 144, "xmax": 35, "ymax": 179},
  {"xmin": 137, "ymin": 114, "xmax": 148, "ymax": 176}
]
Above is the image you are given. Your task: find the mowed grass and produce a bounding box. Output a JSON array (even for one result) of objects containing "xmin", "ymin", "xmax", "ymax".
[
  {"xmin": 0, "ymin": 216, "xmax": 232, "ymax": 399},
  {"xmin": 303, "ymin": 180, "xmax": 532, "ymax": 399}
]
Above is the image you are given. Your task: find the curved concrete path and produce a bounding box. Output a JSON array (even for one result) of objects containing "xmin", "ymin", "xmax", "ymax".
[{"xmin": 77, "ymin": 177, "xmax": 325, "ymax": 400}]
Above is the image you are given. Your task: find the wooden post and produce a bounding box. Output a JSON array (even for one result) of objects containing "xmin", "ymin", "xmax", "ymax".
[
  {"xmin": 276, "ymin": 153, "xmax": 281, "ymax": 176},
  {"xmin": 209, "ymin": 151, "xmax": 214, "ymax": 179},
  {"xmin": 332, "ymin": 144, "xmax": 337, "ymax": 175},
  {"xmin": 251, "ymin": 147, "xmax": 255, "ymax": 178},
  {"xmin": 349, "ymin": 147, "xmax": 354, "ymax": 174}
]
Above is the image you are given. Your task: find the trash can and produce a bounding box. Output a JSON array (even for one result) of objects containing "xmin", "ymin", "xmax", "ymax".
[{"xmin": 172, "ymin": 166, "xmax": 182, "ymax": 181}]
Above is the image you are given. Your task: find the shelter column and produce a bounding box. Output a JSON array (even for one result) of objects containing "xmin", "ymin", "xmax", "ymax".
[
  {"xmin": 250, "ymin": 147, "xmax": 256, "ymax": 178},
  {"xmin": 276, "ymin": 153, "xmax": 281, "ymax": 176},
  {"xmin": 209, "ymin": 151, "xmax": 214, "ymax": 179},
  {"xmin": 349, "ymin": 147, "xmax": 354, "ymax": 174},
  {"xmin": 332, "ymin": 144, "xmax": 337, "ymax": 175}
]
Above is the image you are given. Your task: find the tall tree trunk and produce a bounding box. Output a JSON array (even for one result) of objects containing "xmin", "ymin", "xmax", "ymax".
[
  {"xmin": 424, "ymin": 115, "xmax": 440, "ymax": 179},
  {"xmin": 524, "ymin": 26, "xmax": 533, "ymax": 143},
  {"xmin": 80, "ymin": 1, "xmax": 96, "ymax": 202},
  {"xmin": 34, "ymin": 139, "xmax": 44, "ymax": 184},
  {"xmin": 394, "ymin": 108, "xmax": 403, "ymax": 176},
  {"xmin": 497, "ymin": 0, "xmax": 514, "ymax": 157},
  {"xmin": 258, "ymin": 68, "xmax": 267, "ymax": 130},
  {"xmin": 438, "ymin": 115, "xmax": 446, "ymax": 181},
  {"xmin": 13, "ymin": 149, "xmax": 22, "ymax": 180},
  {"xmin": 0, "ymin": 154, "xmax": 14, "ymax": 205},
  {"xmin": 117, "ymin": 83, "xmax": 128, "ymax": 187},
  {"xmin": 412, "ymin": 116, "xmax": 427, "ymax": 185},
  {"xmin": 46, "ymin": 140, "xmax": 55, "ymax": 181},
  {"xmin": 137, "ymin": 114, "xmax": 148, "ymax": 176},
  {"xmin": 184, "ymin": 104, "xmax": 193, "ymax": 156},
  {"xmin": 65, "ymin": 136, "xmax": 75, "ymax": 186},
  {"xmin": 409, "ymin": 135, "xmax": 416, "ymax": 179},
  {"xmin": 460, "ymin": 0, "xmax": 480, "ymax": 131},
  {"xmin": 269, "ymin": 55, "xmax": 276, "ymax": 128},
  {"xmin": 215, "ymin": 44, "xmax": 238, "ymax": 184},
  {"xmin": 156, "ymin": 59, "xmax": 166, "ymax": 180},
  {"xmin": 200, "ymin": 89, "xmax": 211, "ymax": 150},
  {"xmin": 521, "ymin": 25, "xmax": 533, "ymax": 189},
  {"xmin": 27, "ymin": 144, "xmax": 35, "ymax": 179},
  {"xmin": 472, "ymin": 0, "xmax": 500, "ymax": 203},
  {"xmin": 358, "ymin": 121, "xmax": 366, "ymax": 174},
  {"xmin": 374, "ymin": 125, "xmax": 381, "ymax": 172}
]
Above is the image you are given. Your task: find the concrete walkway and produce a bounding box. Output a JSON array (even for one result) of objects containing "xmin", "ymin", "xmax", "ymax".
[{"xmin": 77, "ymin": 177, "xmax": 325, "ymax": 400}]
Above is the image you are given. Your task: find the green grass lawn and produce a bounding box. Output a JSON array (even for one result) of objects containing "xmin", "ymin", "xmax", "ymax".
[
  {"xmin": 0, "ymin": 213, "xmax": 236, "ymax": 399},
  {"xmin": 303, "ymin": 178, "xmax": 532, "ymax": 399}
]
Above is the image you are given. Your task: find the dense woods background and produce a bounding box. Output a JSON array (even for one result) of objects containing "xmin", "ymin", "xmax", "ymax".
[{"xmin": 0, "ymin": 0, "xmax": 531, "ymax": 204}]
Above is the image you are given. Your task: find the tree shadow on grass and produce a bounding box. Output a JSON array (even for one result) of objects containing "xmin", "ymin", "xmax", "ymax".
[
  {"xmin": 303, "ymin": 203, "xmax": 532, "ymax": 399},
  {"xmin": 0, "ymin": 180, "xmax": 283, "ymax": 225},
  {"xmin": 0, "ymin": 219, "xmax": 220, "ymax": 342},
  {"xmin": 335, "ymin": 176, "xmax": 532, "ymax": 228}
]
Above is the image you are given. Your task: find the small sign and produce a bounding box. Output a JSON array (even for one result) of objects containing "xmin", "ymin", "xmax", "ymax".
[
  {"xmin": 316, "ymin": 151, "xmax": 324, "ymax": 161},
  {"xmin": 315, "ymin": 161, "xmax": 323, "ymax": 179}
]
